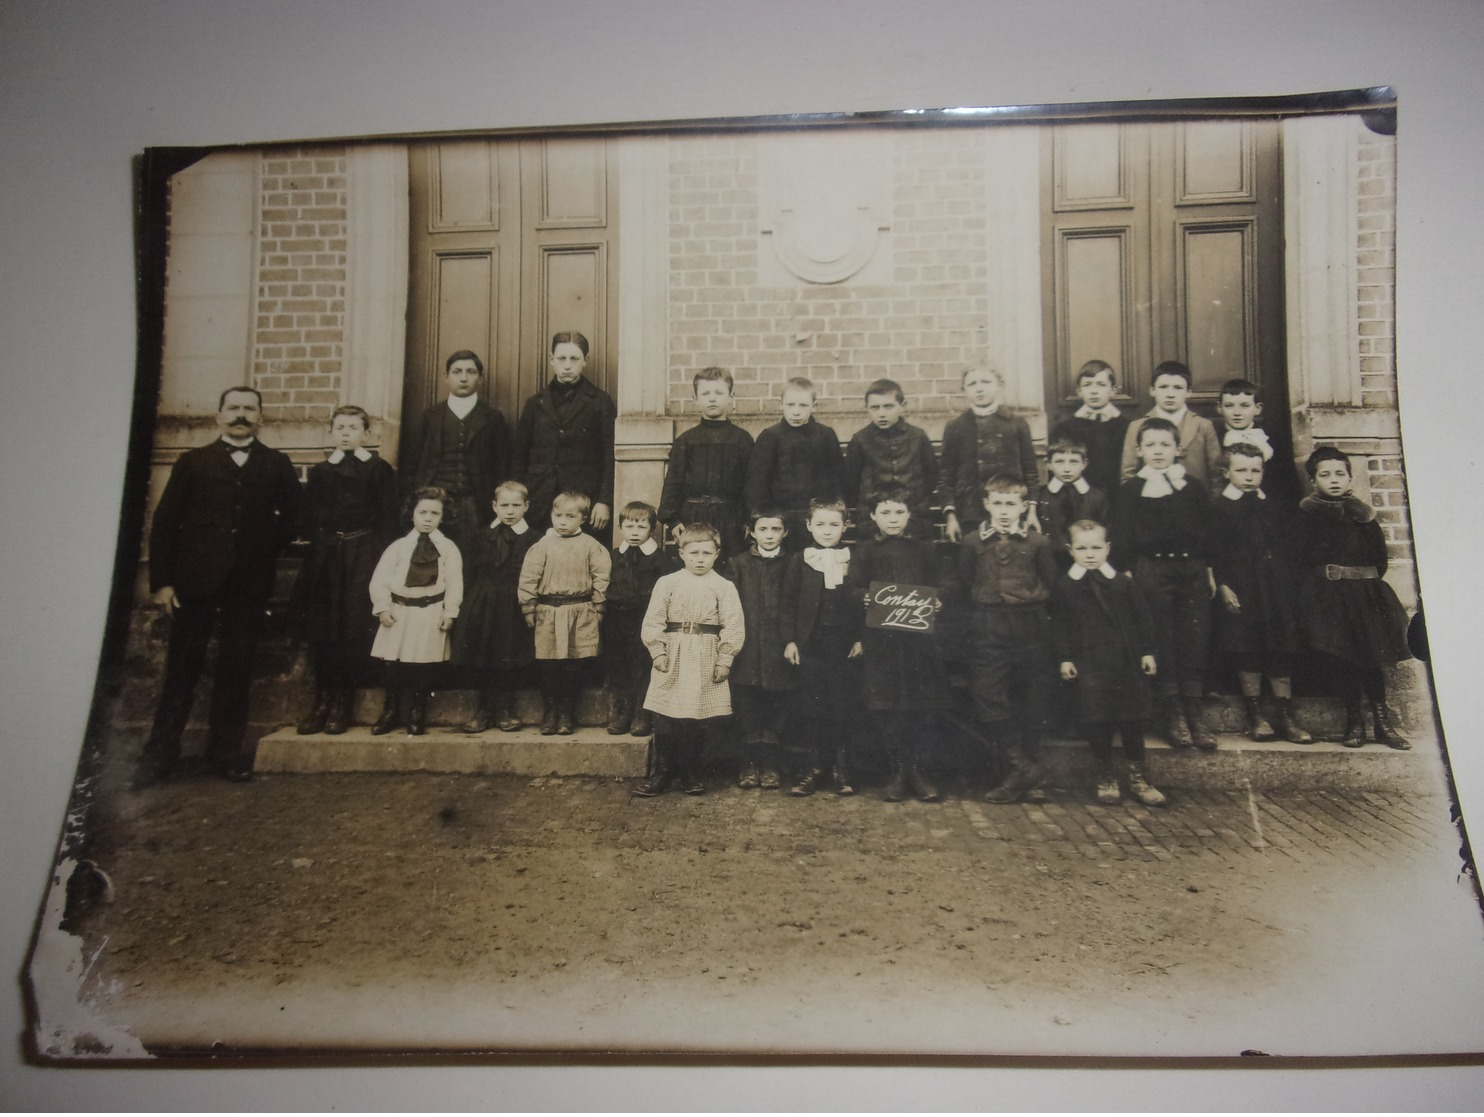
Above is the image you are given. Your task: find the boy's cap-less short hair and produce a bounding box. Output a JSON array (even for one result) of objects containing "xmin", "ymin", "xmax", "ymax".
[
  {"xmin": 493, "ymin": 479, "xmax": 530, "ymax": 502},
  {"xmin": 982, "ymin": 473, "xmax": 1029, "ymax": 499},
  {"xmin": 1151, "ymin": 360, "xmax": 1193, "ymax": 387},
  {"xmin": 1219, "ymin": 377, "xmax": 1261, "ymax": 400},
  {"xmin": 1305, "ymin": 445, "xmax": 1352, "ymax": 479},
  {"xmin": 1137, "ymin": 416, "xmax": 1182, "ymax": 445},
  {"xmin": 1223, "ymin": 441, "xmax": 1267, "ymax": 467},
  {"xmin": 960, "ymin": 365, "xmax": 1003, "ymax": 385},
  {"xmin": 1076, "ymin": 359, "xmax": 1117, "ymax": 385},
  {"xmin": 218, "ymin": 385, "xmax": 262, "ymax": 410},
  {"xmin": 748, "ymin": 505, "xmax": 787, "ymax": 528},
  {"xmin": 1066, "ymin": 518, "xmax": 1108, "ymax": 542},
  {"xmin": 1047, "ymin": 438, "xmax": 1089, "ymax": 460},
  {"xmin": 676, "ymin": 523, "xmax": 722, "ymax": 549},
  {"xmin": 782, "ymin": 376, "xmax": 816, "ymax": 398},
  {"xmin": 330, "ymin": 404, "xmax": 371, "ymax": 429},
  {"xmin": 807, "ymin": 497, "xmax": 848, "ymax": 520},
  {"xmin": 619, "ymin": 500, "xmax": 658, "ymax": 528},
  {"xmin": 550, "ymin": 331, "xmax": 590, "ymax": 356},
  {"xmin": 863, "ymin": 378, "xmax": 905, "ymax": 405},
  {"xmin": 869, "ymin": 482, "xmax": 914, "ymax": 512},
  {"xmin": 693, "ymin": 366, "xmax": 734, "ymax": 393},
  {"xmin": 444, "ymin": 350, "xmax": 485, "ymax": 375},
  {"xmin": 551, "ymin": 490, "xmax": 592, "ymax": 515}
]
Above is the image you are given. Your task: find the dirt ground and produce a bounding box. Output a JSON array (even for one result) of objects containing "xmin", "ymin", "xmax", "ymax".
[{"xmin": 42, "ymin": 768, "xmax": 1484, "ymax": 1060}]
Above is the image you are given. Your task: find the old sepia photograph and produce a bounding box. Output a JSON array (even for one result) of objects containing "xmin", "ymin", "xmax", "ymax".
[{"xmin": 25, "ymin": 89, "xmax": 1484, "ymax": 1062}]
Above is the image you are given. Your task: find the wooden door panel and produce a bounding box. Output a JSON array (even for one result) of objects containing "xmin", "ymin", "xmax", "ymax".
[
  {"xmin": 1176, "ymin": 121, "xmax": 1255, "ymax": 204},
  {"xmin": 1060, "ymin": 230, "xmax": 1136, "ymax": 389},
  {"xmin": 539, "ymin": 245, "xmax": 605, "ymax": 360},
  {"xmin": 1054, "ymin": 125, "xmax": 1134, "ymax": 210},
  {"xmin": 1177, "ymin": 221, "xmax": 1256, "ymax": 397},
  {"xmin": 538, "ymin": 139, "xmax": 608, "ymax": 227},
  {"xmin": 427, "ymin": 251, "xmax": 496, "ymax": 405},
  {"xmin": 430, "ymin": 143, "xmax": 502, "ymax": 231}
]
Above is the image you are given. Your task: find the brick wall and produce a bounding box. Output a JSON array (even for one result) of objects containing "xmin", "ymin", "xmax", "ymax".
[
  {"xmin": 666, "ymin": 131, "xmax": 988, "ymax": 431},
  {"xmin": 252, "ymin": 146, "xmax": 348, "ymax": 424}
]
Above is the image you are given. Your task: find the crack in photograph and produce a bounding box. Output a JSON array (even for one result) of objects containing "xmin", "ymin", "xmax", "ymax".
[{"xmin": 26, "ymin": 89, "xmax": 1484, "ymax": 1061}]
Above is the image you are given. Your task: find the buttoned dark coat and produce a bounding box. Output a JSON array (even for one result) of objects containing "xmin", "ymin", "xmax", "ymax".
[
  {"xmin": 406, "ymin": 399, "xmax": 511, "ymax": 508},
  {"xmin": 511, "ymin": 377, "xmax": 617, "ymax": 524},
  {"xmin": 149, "ymin": 438, "xmax": 304, "ymax": 603}
]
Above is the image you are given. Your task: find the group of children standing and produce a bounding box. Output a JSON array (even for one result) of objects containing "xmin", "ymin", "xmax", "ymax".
[{"xmin": 289, "ymin": 350, "xmax": 1414, "ymax": 808}]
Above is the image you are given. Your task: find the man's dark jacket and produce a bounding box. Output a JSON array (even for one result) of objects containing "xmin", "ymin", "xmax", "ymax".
[
  {"xmin": 149, "ymin": 438, "xmax": 304, "ymax": 602},
  {"xmin": 406, "ymin": 399, "xmax": 511, "ymax": 506},
  {"xmin": 512, "ymin": 377, "xmax": 617, "ymax": 520}
]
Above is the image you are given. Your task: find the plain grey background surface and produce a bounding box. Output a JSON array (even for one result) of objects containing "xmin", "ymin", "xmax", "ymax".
[{"xmin": 4, "ymin": 0, "xmax": 1484, "ymax": 1108}]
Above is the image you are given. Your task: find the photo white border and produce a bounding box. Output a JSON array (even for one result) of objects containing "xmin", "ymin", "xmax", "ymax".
[{"xmin": 4, "ymin": 0, "xmax": 1483, "ymax": 1107}]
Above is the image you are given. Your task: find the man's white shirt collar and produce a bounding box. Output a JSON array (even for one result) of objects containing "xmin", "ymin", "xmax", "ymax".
[
  {"xmin": 1068, "ymin": 562, "xmax": 1119, "ymax": 581},
  {"xmin": 969, "ymin": 403, "xmax": 1001, "ymax": 418},
  {"xmin": 1074, "ymin": 403, "xmax": 1121, "ymax": 421},
  {"xmin": 1046, "ymin": 477, "xmax": 1091, "ymax": 495},
  {"xmin": 618, "ymin": 537, "xmax": 658, "ymax": 555},
  {"xmin": 327, "ymin": 448, "xmax": 373, "ymax": 464},
  {"xmin": 447, "ymin": 393, "xmax": 479, "ymax": 420},
  {"xmin": 755, "ymin": 545, "xmax": 782, "ymax": 558},
  {"xmin": 980, "ymin": 521, "xmax": 1029, "ymax": 539},
  {"xmin": 221, "ymin": 434, "xmax": 254, "ymax": 449}
]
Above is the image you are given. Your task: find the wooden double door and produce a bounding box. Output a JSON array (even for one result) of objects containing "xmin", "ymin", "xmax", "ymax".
[
  {"xmin": 1042, "ymin": 119, "xmax": 1286, "ymax": 420},
  {"xmin": 402, "ymin": 137, "xmax": 620, "ymax": 455}
]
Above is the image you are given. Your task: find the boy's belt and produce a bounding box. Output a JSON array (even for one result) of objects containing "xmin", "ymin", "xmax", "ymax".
[
  {"xmin": 536, "ymin": 592, "xmax": 593, "ymax": 605},
  {"xmin": 665, "ymin": 621, "xmax": 722, "ymax": 635},
  {"xmin": 1323, "ymin": 564, "xmax": 1379, "ymax": 581},
  {"xmin": 391, "ymin": 591, "xmax": 445, "ymax": 607}
]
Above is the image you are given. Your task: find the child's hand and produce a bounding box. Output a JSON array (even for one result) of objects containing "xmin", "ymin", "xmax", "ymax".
[
  {"xmin": 653, "ymin": 653, "xmax": 670, "ymax": 674},
  {"xmin": 711, "ymin": 663, "xmax": 730, "ymax": 683},
  {"xmin": 1060, "ymin": 660, "xmax": 1077, "ymax": 681},
  {"xmin": 848, "ymin": 641, "xmax": 863, "ymax": 659},
  {"xmin": 944, "ymin": 510, "xmax": 962, "ymax": 544},
  {"xmin": 523, "ymin": 613, "xmax": 535, "ymax": 629},
  {"xmin": 1025, "ymin": 506, "xmax": 1042, "ymax": 533},
  {"xmin": 784, "ymin": 642, "xmax": 800, "ymax": 666},
  {"xmin": 1141, "ymin": 654, "xmax": 1157, "ymax": 676},
  {"xmin": 439, "ymin": 616, "xmax": 454, "ymax": 632},
  {"xmin": 378, "ymin": 612, "xmax": 396, "ymax": 628},
  {"xmin": 591, "ymin": 502, "xmax": 611, "ymax": 530},
  {"xmin": 1219, "ymin": 585, "xmax": 1241, "ymax": 614},
  {"xmin": 153, "ymin": 586, "xmax": 181, "ymax": 616}
]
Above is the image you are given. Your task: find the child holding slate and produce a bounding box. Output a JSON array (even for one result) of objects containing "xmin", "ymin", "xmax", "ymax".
[{"xmin": 848, "ymin": 484, "xmax": 948, "ymax": 802}]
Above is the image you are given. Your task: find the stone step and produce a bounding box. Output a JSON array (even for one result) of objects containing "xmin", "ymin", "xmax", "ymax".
[
  {"xmin": 251, "ymin": 722, "xmax": 1442, "ymax": 796},
  {"xmin": 254, "ymin": 725, "xmax": 649, "ymax": 778}
]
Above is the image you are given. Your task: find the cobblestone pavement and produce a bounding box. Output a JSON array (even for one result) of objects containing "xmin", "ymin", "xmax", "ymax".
[{"xmin": 66, "ymin": 772, "xmax": 1484, "ymax": 1058}]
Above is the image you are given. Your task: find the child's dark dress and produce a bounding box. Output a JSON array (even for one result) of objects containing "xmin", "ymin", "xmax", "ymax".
[
  {"xmin": 723, "ymin": 548, "xmax": 794, "ymax": 695},
  {"xmin": 1213, "ymin": 421, "xmax": 1300, "ymax": 506},
  {"xmin": 846, "ymin": 535, "xmax": 949, "ymax": 712},
  {"xmin": 1293, "ymin": 494, "xmax": 1411, "ymax": 667},
  {"xmin": 1210, "ymin": 490, "xmax": 1304, "ymax": 659},
  {"xmin": 293, "ymin": 451, "xmax": 399, "ymax": 654},
  {"xmin": 604, "ymin": 541, "xmax": 678, "ymax": 698},
  {"xmin": 1050, "ymin": 567, "xmax": 1157, "ymax": 725},
  {"xmin": 450, "ymin": 521, "xmax": 539, "ymax": 670}
]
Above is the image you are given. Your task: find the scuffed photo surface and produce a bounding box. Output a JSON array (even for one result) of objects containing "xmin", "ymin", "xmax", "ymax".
[{"xmin": 27, "ymin": 95, "xmax": 1484, "ymax": 1061}]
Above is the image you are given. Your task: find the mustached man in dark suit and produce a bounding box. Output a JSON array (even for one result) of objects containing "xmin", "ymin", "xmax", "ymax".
[
  {"xmin": 133, "ymin": 386, "xmax": 303, "ymax": 787},
  {"xmin": 406, "ymin": 350, "xmax": 511, "ymax": 550}
]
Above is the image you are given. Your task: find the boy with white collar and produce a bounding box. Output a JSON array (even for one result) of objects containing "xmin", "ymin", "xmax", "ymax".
[
  {"xmin": 452, "ymin": 480, "xmax": 541, "ymax": 733},
  {"xmin": 1113, "ymin": 417, "xmax": 1217, "ymax": 750},
  {"xmin": 1050, "ymin": 360, "xmax": 1131, "ymax": 499},
  {"xmin": 1051, "ymin": 520, "xmax": 1165, "ymax": 806},
  {"xmin": 1119, "ymin": 360, "xmax": 1222, "ymax": 486},
  {"xmin": 602, "ymin": 501, "xmax": 677, "ymax": 736},
  {"xmin": 1213, "ymin": 378, "xmax": 1300, "ymax": 505},
  {"xmin": 1210, "ymin": 444, "xmax": 1312, "ymax": 743},
  {"xmin": 1034, "ymin": 438, "xmax": 1110, "ymax": 569},
  {"xmin": 293, "ymin": 405, "xmax": 399, "ymax": 736}
]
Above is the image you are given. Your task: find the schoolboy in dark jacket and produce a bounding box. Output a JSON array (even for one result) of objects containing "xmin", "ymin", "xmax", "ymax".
[
  {"xmin": 744, "ymin": 376, "xmax": 844, "ymax": 550},
  {"xmin": 658, "ymin": 366, "xmax": 754, "ymax": 558},
  {"xmin": 940, "ymin": 366, "xmax": 1041, "ymax": 542},
  {"xmin": 843, "ymin": 379, "xmax": 938, "ymax": 538}
]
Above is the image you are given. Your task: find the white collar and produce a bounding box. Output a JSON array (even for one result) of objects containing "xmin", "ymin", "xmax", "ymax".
[
  {"xmin": 490, "ymin": 517, "xmax": 531, "ymax": 534},
  {"xmin": 447, "ymin": 393, "xmax": 479, "ymax": 420},
  {"xmin": 803, "ymin": 546, "xmax": 851, "ymax": 589},
  {"xmin": 1222, "ymin": 427, "xmax": 1273, "ymax": 459},
  {"xmin": 221, "ymin": 434, "xmax": 254, "ymax": 449},
  {"xmin": 1136, "ymin": 463, "xmax": 1188, "ymax": 497},
  {"xmin": 980, "ymin": 521, "xmax": 1028, "ymax": 540},
  {"xmin": 407, "ymin": 528, "xmax": 448, "ymax": 547},
  {"xmin": 969, "ymin": 403, "xmax": 1001, "ymax": 418},
  {"xmin": 1223, "ymin": 484, "xmax": 1265, "ymax": 501},
  {"xmin": 618, "ymin": 537, "xmax": 659, "ymax": 555},
  {"xmin": 1149, "ymin": 407, "xmax": 1188, "ymax": 428},
  {"xmin": 328, "ymin": 448, "xmax": 373, "ymax": 464},
  {"xmin": 1046, "ymin": 476, "xmax": 1090, "ymax": 495},
  {"xmin": 1068, "ymin": 562, "xmax": 1119, "ymax": 581},
  {"xmin": 1074, "ymin": 403, "xmax": 1121, "ymax": 421},
  {"xmin": 754, "ymin": 545, "xmax": 782, "ymax": 559},
  {"xmin": 546, "ymin": 527, "xmax": 585, "ymax": 541}
]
